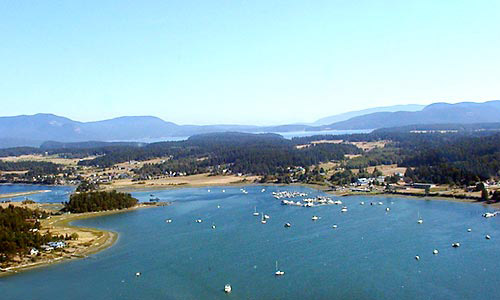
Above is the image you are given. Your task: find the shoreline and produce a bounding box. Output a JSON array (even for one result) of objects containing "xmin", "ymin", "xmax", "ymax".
[
  {"xmin": 116, "ymin": 181, "xmax": 500, "ymax": 208},
  {"xmin": 0, "ymin": 203, "xmax": 161, "ymax": 278},
  {"xmin": 0, "ymin": 190, "xmax": 51, "ymax": 199}
]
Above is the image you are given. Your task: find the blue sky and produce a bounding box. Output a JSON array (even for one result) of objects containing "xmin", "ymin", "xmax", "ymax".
[{"xmin": 1, "ymin": 1, "xmax": 499, "ymax": 125}]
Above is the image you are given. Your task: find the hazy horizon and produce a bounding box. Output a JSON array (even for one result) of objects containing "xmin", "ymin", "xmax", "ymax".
[{"xmin": 2, "ymin": 1, "xmax": 499, "ymax": 125}]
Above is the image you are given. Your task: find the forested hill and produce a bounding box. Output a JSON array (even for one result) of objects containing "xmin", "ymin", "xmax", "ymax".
[
  {"xmin": 293, "ymin": 128, "xmax": 500, "ymax": 185},
  {"xmin": 3, "ymin": 129, "xmax": 500, "ymax": 186},
  {"xmin": 0, "ymin": 132, "xmax": 360, "ymax": 178},
  {"xmin": 64, "ymin": 191, "xmax": 138, "ymax": 213},
  {"xmin": 79, "ymin": 132, "xmax": 362, "ymax": 175}
]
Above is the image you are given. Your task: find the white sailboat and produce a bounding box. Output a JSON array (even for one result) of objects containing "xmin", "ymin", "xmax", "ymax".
[
  {"xmin": 261, "ymin": 213, "xmax": 267, "ymax": 224},
  {"xmin": 417, "ymin": 210, "xmax": 423, "ymax": 224},
  {"xmin": 224, "ymin": 284, "xmax": 232, "ymax": 293},
  {"xmin": 275, "ymin": 261, "xmax": 285, "ymax": 276},
  {"xmin": 253, "ymin": 207, "xmax": 260, "ymax": 216}
]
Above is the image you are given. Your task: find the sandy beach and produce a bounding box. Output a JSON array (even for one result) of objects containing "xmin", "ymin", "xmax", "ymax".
[
  {"xmin": 105, "ymin": 173, "xmax": 260, "ymax": 192},
  {"xmin": 0, "ymin": 190, "xmax": 51, "ymax": 199}
]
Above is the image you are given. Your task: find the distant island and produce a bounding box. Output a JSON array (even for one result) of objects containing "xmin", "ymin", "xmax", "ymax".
[{"xmin": 1, "ymin": 100, "xmax": 500, "ymax": 148}]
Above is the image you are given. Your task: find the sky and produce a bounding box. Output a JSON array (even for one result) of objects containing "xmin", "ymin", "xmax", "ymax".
[{"xmin": 1, "ymin": 1, "xmax": 499, "ymax": 125}]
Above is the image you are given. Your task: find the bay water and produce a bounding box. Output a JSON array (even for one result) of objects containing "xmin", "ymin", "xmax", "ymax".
[{"xmin": 1, "ymin": 185, "xmax": 499, "ymax": 299}]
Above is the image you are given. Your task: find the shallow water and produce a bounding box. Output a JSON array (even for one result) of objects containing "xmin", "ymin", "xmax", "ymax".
[
  {"xmin": 0, "ymin": 184, "xmax": 74, "ymax": 203},
  {"xmin": 1, "ymin": 185, "xmax": 499, "ymax": 299}
]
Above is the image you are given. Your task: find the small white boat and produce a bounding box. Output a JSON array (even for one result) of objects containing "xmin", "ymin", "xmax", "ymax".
[
  {"xmin": 264, "ymin": 214, "xmax": 270, "ymax": 220},
  {"xmin": 261, "ymin": 188, "xmax": 266, "ymax": 192},
  {"xmin": 417, "ymin": 211, "xmax": 423, "ymax": 224},
  {"xmin": 452, "ymin": 242, "xmax": 460, "ymax": 248},
  {"xmin": 485, "ymin": 235, "xmax": 491, "ymax": 240},
  {"xmin": 284, "ymin": 223, "xmax": 291, "ymax": 228},
  {"xmin": 341, "ymin": 206, "xmax": 348, "ymax": 213},
  {"xmin": 253, "ymin": 207, "xmax": 259, "ymax": 216},
  {"xmin": 261, "ymin": 213, "xmax": 267, "ymax": 224},
  {"xmin": 208, "ymin": 189, "xmax": 211, "ymax": 193},
  {"xmin": 224, "ymin": 284, "xmax": 232, "ymax": 293},
  {"xmin": 212, "ymin": 224, "xmax": 216, "ymax": 229},
  {"xmin": 433, "ymin": 249, "xmax": 439, "ymax": 255},
  {"xmin": 274, "ymin": 261, "xmax": 285, "ymax": 276},
  {"xmin": 378, "ymin": 202, "xmax": 383, "ymax": 205},
  {"xmin": 165, "ymin": 219, "xmax": 172, "ymax": 223},
  {"xmin": 135, "ymin": 272, "xmax": 141, "ymax": 277},
  {"xmin": 415, "ymin": 255, "xmax": 420, "ymax": 261},
  {"xmin": 195, "ymin": 219, "xmax": 203, "ymax": 223},
  {"xmin": 467, "ymin": 228, "xmax": 472, "ymax": 232},
  {"xmin": 311, "ymin": 215, "xmax": 320, "ymax": 221},
  {"xmin": 360, "ymin": 201, "xmax": 365, "ymax": 205},
  {"xmin": 483, "ymin": 212, "xmax": 498, "ymax": 218},
  {"xmin": 222, "ymin": 190, "xmax": 225, "ymax": 193},
  {"xmin": 332, "ymin": 224, "xmax": 338, "ymax": 229},
  {"xmin": 385, "ymin": 207, "xmax": 390, "ymax": 212}
]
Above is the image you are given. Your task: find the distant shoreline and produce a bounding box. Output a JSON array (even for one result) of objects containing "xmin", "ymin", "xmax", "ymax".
[
  {"xmin": 0, "ymin": 190, "xmax": 51, "ymax": 199},
  {"xmin": 114, "ymin": 180, "xmax": 500, "ymax": 209}
]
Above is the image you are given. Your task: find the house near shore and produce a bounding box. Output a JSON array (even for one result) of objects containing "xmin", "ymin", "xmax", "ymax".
[
  {"xmin": 356, "ymin": 178, "xmax": 370, "ymax": 185},
  {"xmin": 30, "ymin": 248, "xmax": 39, "ymax": 256},
  {"xmin": 48, "ymin": 241, "xmax": 66, "ymax": 249},
  {"xmin": 40, "ymin": 245, "xmax": 54, "ymax": 251}
]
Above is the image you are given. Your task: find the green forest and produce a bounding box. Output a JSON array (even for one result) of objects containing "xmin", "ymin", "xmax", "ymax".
[
  {"xmin": 1, "ymin": 128, "xmax": 500, "ymax": 186},
  {"xmin": 0, "ymin": 206, "xmax": 52, "ymax": 264},
  {"xmin": 64, "ymin": 191, "xmax": 138, "ymax": 213}
]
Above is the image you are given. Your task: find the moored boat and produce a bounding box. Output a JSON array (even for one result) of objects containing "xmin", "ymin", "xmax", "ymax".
[{"xmin": 275, "ymin": 261, "xmax": 285, "ymax": 276}]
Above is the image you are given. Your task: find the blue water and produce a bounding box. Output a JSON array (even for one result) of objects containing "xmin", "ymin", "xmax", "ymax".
[
  {"xmin": 114, "ymin": 129, "xmax": 373, "ymax": 144},
  {"xmin": 1, "ymin": 185, "xmax": 499, "ymax": 299},
  {"xmin": 0, "ymin": 184, "xmax": 74, "ymax": 203},
  {"xmin": 277, "ymin": 129, "xmax": 372, "ymax": 139}
]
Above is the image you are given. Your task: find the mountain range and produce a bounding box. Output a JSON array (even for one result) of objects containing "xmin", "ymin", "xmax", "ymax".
[
  {"xmin": 319, "ymin": 100, "xmax": 500, "ymax": 130},
  {"xmin": 312, "ymin": 104, "xmax": 425, "ymax": 125},
  {"xmin": 1, "ymin": 100, "xmax": 499, "ymax": 148}
]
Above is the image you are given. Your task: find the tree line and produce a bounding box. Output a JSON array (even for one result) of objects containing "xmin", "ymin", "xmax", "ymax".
[{"xmin": 63, "ymin": 190, "xmax": 138, "ymax": 213}]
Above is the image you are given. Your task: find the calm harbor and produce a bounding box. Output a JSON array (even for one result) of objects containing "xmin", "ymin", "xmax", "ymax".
[{"xmin": 1, "ymin": 185, "xmax": 499, "ymax": 299}]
